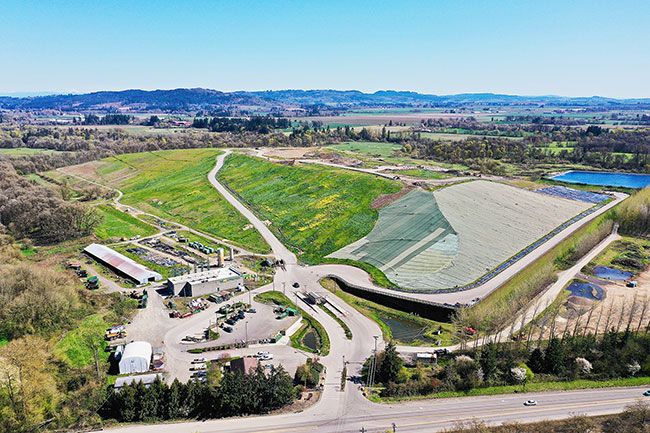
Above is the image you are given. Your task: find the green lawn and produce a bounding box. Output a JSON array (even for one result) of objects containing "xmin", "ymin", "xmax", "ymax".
[
  {"xmin": 94, "ymin": 204, "xmax": 158, "ymax": 240},
  {"xmin": 217, "ymin": 153, "xmax": 401, "ymax": 263},
  {"xmin": 0, "ymin": 337, "xmax": 7, "ymax": 348},
  {"xmin": 54, "ymin": 314, "xmax": 110, "ymax": 368},
  {"xmin": 78, "ymin": 149, "xmax": 269, "ymax": 253}
]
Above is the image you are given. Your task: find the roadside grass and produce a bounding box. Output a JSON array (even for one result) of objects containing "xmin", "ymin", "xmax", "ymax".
[
  {"xmin": 320, "ymin": 278, "xmax": 454, "ymax": 346},
  {"xmin": 254, "ymin": 291, "xmax": 330, "ymax": 355},
  {"xmin": 66, "ymin": 149, "xmax": 270, "ymax": 254},
  {"xmin": 388, "ymin": 168, "xmax": 452, "ymax": 180},
  {"xmin": 465, "ymin": 213, "xmax": 615, "ymax": 332},
  {"xmin": 94, "ymin": 204, "xmax": 158, "ymax": 240},
  {"xmin": 217, "ymin": 153, "xmax": 401, "ymax": 263},
  {"xmin": 323, "ymin": 258, "xmax": 398, "ymax": 289},
  {"xmin": 53, "ymin": 314, "xmax": 110, "ymax": 368},
  {"xmin": 369, "ymin": 376, "xmax": 650, "ymax": 403},
  {"xmin": 318, "ymin": 305, "xmax": 352, "ymax": 340},
  {"xmin": 0, "ymin": 337, "xmax": 7, "ymax": 348}
]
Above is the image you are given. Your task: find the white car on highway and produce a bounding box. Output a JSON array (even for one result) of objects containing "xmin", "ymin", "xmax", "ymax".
[{"xmin": 523, "ymin": 399, "xmax": 538, "ymax": 406}]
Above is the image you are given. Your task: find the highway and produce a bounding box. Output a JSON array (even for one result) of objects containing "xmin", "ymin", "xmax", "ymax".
[{"xmin": 101, "ymin": 386, "xmax": 648, "ymax": 433}]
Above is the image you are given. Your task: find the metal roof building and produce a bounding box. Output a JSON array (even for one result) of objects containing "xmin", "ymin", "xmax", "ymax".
[
  {"xmin": 84, "ymin": 243, "xmax": 162, "ymax": 284},
  {"xmin": 167, "ymin": 267, "xmax": 243, "ymax": 297},
  {"xmin": 118, "ymin": 341, "xmax": 153, "ymax": 375},
  {"xmin": 114, "ymin": 373, "xmax": 162, "ymax": 390}
]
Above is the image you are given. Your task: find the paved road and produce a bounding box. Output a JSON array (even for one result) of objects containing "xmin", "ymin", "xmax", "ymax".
[{"xmin": 100, "ymin": 386, "xmax": 648, "ymax": 433}]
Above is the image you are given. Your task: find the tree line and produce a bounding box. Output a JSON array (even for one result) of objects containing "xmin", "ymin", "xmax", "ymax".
[
  {"xmin": 369, "ymin": 330, "xmax": 650, "ymax": 399},
  {"xmin": 191, "ymin": 116, "xmax": 291, "ymax": 133},
  {"xmin": 102, "ymin": 365, "xmax": 295, "ymax": 422}
]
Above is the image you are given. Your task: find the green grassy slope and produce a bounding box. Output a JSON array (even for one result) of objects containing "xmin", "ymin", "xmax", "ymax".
[
  {"xmin": 217, "ymin": 153, "xmax": 401, "ymax": 263},
  {"xmin": 94, "ymin": 204, "xmax": 158, "ymax": 240},
  {"xmin": 88, "ymin": 150, "xmax": 270, "ymax": 253}
]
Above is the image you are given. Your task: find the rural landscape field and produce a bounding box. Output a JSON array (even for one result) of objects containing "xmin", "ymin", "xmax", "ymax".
[{"xmin": 2, "ymin": 2, "xmax": 650, "ymax": 433}]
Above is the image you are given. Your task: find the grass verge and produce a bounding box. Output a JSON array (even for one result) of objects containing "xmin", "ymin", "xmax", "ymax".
[
  {"xmin": 318, "ymin": 304, "xmax": 352, "ymax": 339},
  {"xmin": 369, "ymin": 376, "xmax": 650, "ymax": 403}
]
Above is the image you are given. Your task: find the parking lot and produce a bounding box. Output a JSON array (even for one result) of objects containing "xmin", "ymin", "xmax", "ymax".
[{"xmin": 184, "ymin": 297, "xmax": 300, "ymax": 348}]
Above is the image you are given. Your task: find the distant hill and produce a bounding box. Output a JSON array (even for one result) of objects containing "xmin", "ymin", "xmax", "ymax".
[{"xmin": 1, "ymin": 88, "xmax": 649, "ymax": 112}]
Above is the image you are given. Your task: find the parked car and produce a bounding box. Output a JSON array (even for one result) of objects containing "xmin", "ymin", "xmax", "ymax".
[
  {"xmin": 643, "ymin": 390, "xmax": 650, "ymax": 397},
  {"xmin": 192, "ymin": 358, "xmax": 206, "ymax": 363},
  {"xmin": 523, "ymin": 400, "xmax": 537, "ymax": 406},
  {"xmin": 222, "ymin": 326, "xmax": 233, "ymax": 333}
]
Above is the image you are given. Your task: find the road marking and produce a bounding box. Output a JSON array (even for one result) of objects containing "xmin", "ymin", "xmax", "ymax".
[{"xmin": 383, "ymin": 397, "xmax": 638, "ymax": 429}]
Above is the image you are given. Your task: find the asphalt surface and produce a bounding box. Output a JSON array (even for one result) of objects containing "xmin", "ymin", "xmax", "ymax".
[{"xmin": 101, "ymin": 386, "xmax": 650, "ymax": 433}]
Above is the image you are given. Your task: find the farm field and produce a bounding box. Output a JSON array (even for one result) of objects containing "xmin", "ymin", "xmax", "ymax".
[
  {"xmin": 59, "ymin": 149, "xmax": 270, "ymax": 253},
  {"xmin": 331, "ymin": 180, "xmax": 595, "ymax": 291},
  {"xmin": 326, "ymin": 141, "xmax": 402, "ymax": 158},
  {"xmin": 217, "ymin": 153, "xmax": 401, "ymax": 263},
  {"xmin": 323, "ymin": 142, "xmax": 468, "ymax": 171},
  {"xmin": 94, "ymin": 204, "xmax": 158, "ymax": 240}
]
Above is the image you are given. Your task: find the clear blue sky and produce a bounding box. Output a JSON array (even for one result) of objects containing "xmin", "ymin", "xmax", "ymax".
[{"xmin": 1, "ymin": 0, "xmax": 649, "ymax": 98}]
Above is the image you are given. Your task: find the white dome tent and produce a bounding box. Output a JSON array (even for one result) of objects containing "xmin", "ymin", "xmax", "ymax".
[{"xmin": 118, "ymin": 341, "xmax": 152, "ymax": 375}]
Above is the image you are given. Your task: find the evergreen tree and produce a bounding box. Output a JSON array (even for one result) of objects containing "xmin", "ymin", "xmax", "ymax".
[
  {"xmin": 479, "ymin": 342, "xmax": 498, "ymax": 382},
  {"xmin": 377, "ymin": 341, "xmax": 403, "ymax": 384},
  {"xmin": 544, "ymin": 338, "xmax": 566, "ymax": 375},
  {"xmin": 528, "ymin": 347, "xmax": 545, "ymax": 373}
]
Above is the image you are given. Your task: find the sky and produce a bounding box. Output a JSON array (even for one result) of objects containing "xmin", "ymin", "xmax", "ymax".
[{"xmin": 1, "ymin": 0, "xmax": 649, "ymax": 98}]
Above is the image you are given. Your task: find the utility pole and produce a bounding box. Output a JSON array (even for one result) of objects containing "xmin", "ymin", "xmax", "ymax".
[
  {"xmin": 369, "ymin": 335, "xmax": 379, "ymax": 388},
  {"xmin": 248, "ymin": 287, "xmax": 252, "ymax": 307},
  {"xmin": 245, "ymin": 321, "xmax": 248, "ymax": 346},
  {"xmin": 283, "ymin": 281, "xmax": 286, "ymax": 296}
]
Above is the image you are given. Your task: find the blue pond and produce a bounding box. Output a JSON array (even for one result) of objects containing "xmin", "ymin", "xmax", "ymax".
[
  {"xmin": 566, "ymin": 281, "xmax": 604, "ymax": 300},
  {"xmin": 593, "ymin": 265, "xmax": 633, "ymax": 281},
  {"xmin": 552, "ymin": 170, "xmax": 650, "ymax": 189}
]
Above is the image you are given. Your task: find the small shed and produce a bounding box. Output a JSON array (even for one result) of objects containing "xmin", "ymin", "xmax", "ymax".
[
  {"xmin": 118, "ymin": 341, "xmax": 153, "ymax": 375},
  {"xmin": 230, "ymin": 356, "xmax": 259, "ymax": 375},
  {"xmin": 114, "ymin": 373, "xmax": 162, "ymax": 390}
]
